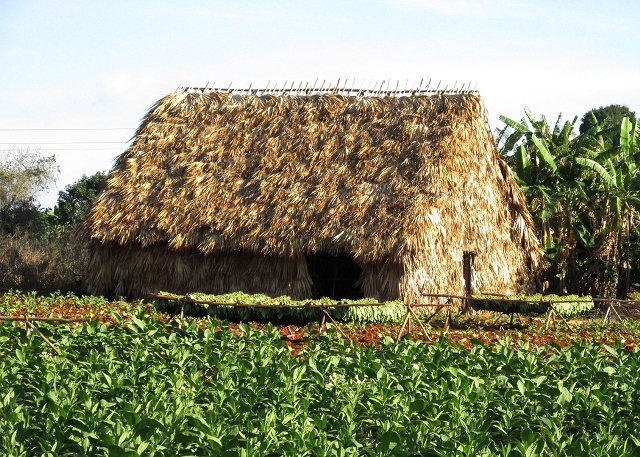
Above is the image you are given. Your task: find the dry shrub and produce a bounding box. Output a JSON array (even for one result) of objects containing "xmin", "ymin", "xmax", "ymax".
[{"xmin": 0, "ymin": 229, "xmax": 87, "ymax": 294}]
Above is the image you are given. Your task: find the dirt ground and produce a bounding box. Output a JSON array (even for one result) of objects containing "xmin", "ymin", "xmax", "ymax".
[{"xmin": 7, "ymin": 298, "xmax": 640, "ymax": 355}]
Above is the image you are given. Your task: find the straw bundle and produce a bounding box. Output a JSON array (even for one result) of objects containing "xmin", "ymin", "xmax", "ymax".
[{"xmin": 85, "ymin": 90, "xmax": 542, "ymax": 304}]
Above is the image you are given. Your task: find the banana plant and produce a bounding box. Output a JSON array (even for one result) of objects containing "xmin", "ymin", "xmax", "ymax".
[
  {"xmin": 575, "ymin": 117, "xmax": 640, "ymax": 297},
  {"xmin": 497, "ymin": 109, "xmax": 587, "ymax": 293}
]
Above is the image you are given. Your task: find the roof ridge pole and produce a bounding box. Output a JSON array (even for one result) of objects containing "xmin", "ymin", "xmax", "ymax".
[
  {"xmin": 296, "ymin": 81, "xmax": 303, "ymax": 95},
  {"xmin": 425, "ymin": 78, "xmax": 431, "ymax": 93},
  {"xmin": 309, "ymin": 78, "xmax": 318, "ymax": 94},
  {"xmin": 376, "ymin": 80, "xmax": 384, "ymax": 96},
  {"xmin": 333, "ymin": 78, "xmax": 340, "ymax": 94},
  {"xmin": 226, "ymin": 82, "xmax": 233, "ymax": 93},
  {"xmin": 403, "ymin": 79, "xmax": 409, "ymax": 94},
  {"xmin": 452, "ymin": 80, "xmax": 458, "ymax": 94},
  {"xmin": 301, "ymin": 81, "xmax": 309, "ymax": 95},
  {"xmin": 246, "ymin": 83, "xmax": 252, "ymax": 95},
  {"xmin": 262, "ymin": 81, "xmax": 270, "ymax": 95},
  {"xmin": 394, "ymin": 80, "xmax": 400, "ymax": 95},
  {"xmin": 318, "ymin": 79, "xmax": 326, "ymax": 94},
  {"xmin": 435, "ymin": 80, "xmax": 441, "ymax": 93},
  {"xmin": 342, "ymin": 78, "xmax": 348, "ymax": 94}
]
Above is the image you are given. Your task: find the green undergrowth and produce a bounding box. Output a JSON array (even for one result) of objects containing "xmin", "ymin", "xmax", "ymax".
[
  {"xmin": 1, "ymin": 312, "xmax": 639, "ymax": 455},
  {"xmin": 155, "ymin": 291, "xmax": 406, "ymax": 324},
  {"xmin": 472, "ymin": 294, "xmax": 594, "ymax": 317}
]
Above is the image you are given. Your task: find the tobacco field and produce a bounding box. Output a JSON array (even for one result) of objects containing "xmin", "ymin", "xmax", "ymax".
[{"xmin": 1, "ymin": 291, "xmax": 640, "ymax": 455}]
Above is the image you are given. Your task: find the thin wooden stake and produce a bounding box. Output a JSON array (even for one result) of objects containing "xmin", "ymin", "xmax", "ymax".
[
  {"xmin": 611, "ymin": 302, "xmax": 624, "ymax": 321},
  {"xmin": 321, "ymin": 309, "xmax": 351, "ymax": 343},
  {"xmin": 397, "ymin": 310, "xmax": 411, "ymax": 340},
  {"xmin": 408, "ymin": 305, "xmax": 430, "ymax": 341},
  {"xmin": 26, "ymin": 321, "xmax": 60, "ymax": 354}
]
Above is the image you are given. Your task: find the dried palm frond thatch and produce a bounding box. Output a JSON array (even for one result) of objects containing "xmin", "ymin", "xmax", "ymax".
[{"xmin": 85, "ymin": 88, "xmax": 542, "ymax": 304}]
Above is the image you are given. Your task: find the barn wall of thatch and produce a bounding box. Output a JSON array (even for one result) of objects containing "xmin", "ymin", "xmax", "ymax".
[
  {"xmin": 87, "ymin": 245, "xmax": 406, "ymax": 301},
  {"xmin": 357, "ymin": 258, "xmax": 403, "ymax": 301},
  {"xmin": 86, "ymin": 245, "xmax": 313, "ymax": 299},
  {"xmin": 85, "ymin": 90, "xmax": 542, "ymax": 302}
]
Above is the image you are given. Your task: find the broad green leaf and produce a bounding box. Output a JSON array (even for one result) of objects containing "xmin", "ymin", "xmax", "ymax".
[
  {"xmin": 108, "ymin": 445, "xmax": 139, "ymax": 457},
  {"xmin": 619, "ymin": 117, "xmax": 632, "ymax": 152},
  {"xmin": 515, "ymin": 145, "xmax": 531, "ymax": 184},
  {"xmin": 409, "ymin": 399, "xmax": 427, "ymax": 413},
  {"xmin": 498, "ymin": 115, "xmax": 530, "ymax": 134},
  {"xmin": 531, "ymin": 135, "xmax": 558, "ymax": 173},
  {"xmin": 576, "ymin": 157, "xmax": 616, "ymax": 188}
]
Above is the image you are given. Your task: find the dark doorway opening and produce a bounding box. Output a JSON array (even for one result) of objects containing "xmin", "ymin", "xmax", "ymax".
[{"xmin": 307, "ymin": 252, "xmax": 363, "ymax": 300}]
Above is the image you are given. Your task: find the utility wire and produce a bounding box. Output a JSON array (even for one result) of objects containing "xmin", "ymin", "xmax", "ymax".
[
  {"xmin": 25, "ymin": 148, "xmax": 126, "ymax": 151},
  {"xmin": 0, "ymin": 128, "xmax": 136, "ymax": 131},
  {"xmin": 0, "ymin": 142, "xmax": 130, "ymax": 145}
]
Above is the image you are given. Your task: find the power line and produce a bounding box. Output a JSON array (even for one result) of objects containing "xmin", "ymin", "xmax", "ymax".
[
  {"xmin": 0, "ymin": 142, "xmax": 130, "ymax": 145},
  {"xmin": 0, "ymin": 128, "xmax": 136, "ymax": 131},
  {"xmin": 24, "ymin": 148, "xmax": 126, "ymax": 151}
]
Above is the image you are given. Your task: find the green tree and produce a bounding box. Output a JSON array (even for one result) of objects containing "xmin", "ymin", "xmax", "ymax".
[
  {"xmin": 0, "ymin": 148, "xmax": 58, "ymax": 210},
  {"xmin": 579, "ymin": 105, "xmax": 636, "ymax": 150},
  {"xmin": 499, "ymin": 108, "xmax": 640, "ymax": 298},
  {"xmin": 576, "ymin": 117, "xmax": 640, "ymax": 298},
  {"xmin": 53, "ymin": 171, "xmax": 107, "ymax": 227},
  {"xmin": 0, "ymin": 148, "xmax": 59, "ymax": 236},
  {"xmin": 496, "ymin": 108, "xmax": 585, "ymax": 294}
]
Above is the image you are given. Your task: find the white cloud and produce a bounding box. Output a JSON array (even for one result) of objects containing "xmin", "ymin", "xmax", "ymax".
[{"xmin": 392, "ymin": 0, "xmax": 527, "ymax": 16}]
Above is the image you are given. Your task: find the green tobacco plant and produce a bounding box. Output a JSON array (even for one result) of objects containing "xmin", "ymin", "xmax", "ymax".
[
  {"xmin": 1, "ymin": 307, "xmax": 639, "ymax": 455},
  {"xmin": 471, "ymin": 294, "xmax": 594, "ymax": 317},
  {"xmin": 154, "ymin": 291, "xmax": 406, "ymax": 324}
]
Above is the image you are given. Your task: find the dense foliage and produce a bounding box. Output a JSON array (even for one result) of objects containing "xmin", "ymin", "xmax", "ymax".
[
  {"xmin": 0, "ymin": 168, "xmax": 107, "ymax": 294},
  {"xmin": 52, "ymin": 171, "xmax": 107, "ymax": 227},
  {"xmin": 579, "ymin": 105, "xmax": 637, "ymax": 136},
  {"xmin": 155, "ymin": 291, "xmax": 407, "ymax": 324},
  {"xmin": 0, "ymin": 147, "xmax": 58, "ymax": 213},
  {"xmin": 497, "ymin": 105, "xmax": 640, "ymax": 298},
  {"xmin": 1, "ymin": 309, "xmax": 639, "ymax": 456}
]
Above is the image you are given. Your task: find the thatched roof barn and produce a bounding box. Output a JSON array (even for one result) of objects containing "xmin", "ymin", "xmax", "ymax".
[{"xmin": 85, "ymin": 85, "xmax": 542, "ymax": 304}]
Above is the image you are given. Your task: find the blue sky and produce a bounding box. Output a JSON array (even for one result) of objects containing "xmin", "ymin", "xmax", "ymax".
[{"xmin": 1, "ymin": 0, "xmax": 639, "ymax": 208}]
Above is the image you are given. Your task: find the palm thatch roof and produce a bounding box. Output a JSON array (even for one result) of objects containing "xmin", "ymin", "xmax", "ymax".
[{"xmin": 86, "ymin": 87, "xmax": 542, "ymax": 300}]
